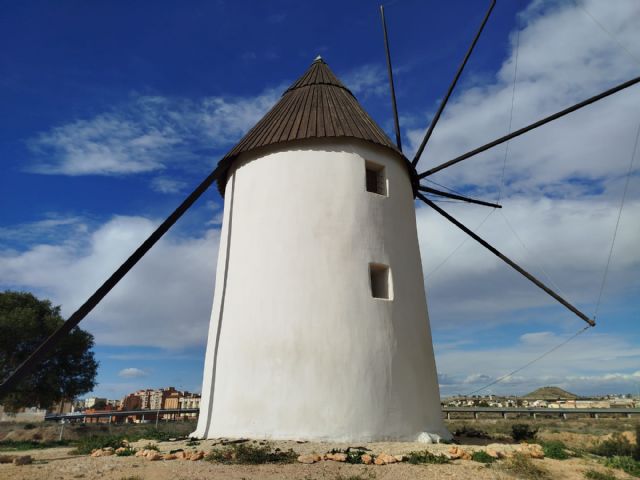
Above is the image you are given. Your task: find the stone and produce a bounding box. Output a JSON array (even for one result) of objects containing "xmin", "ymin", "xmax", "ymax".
[
  {"xmin": 361, "ymin": 454, "xmax": 373, "ymax": 465},
  {"xmin": 134, "ymin": 450, "xmax": 146, "ymax": 457},
  {"xmin": 297, "ymin": 454, "xmax": 318, "ymax": 464},
  {"xmin": 175, "ymin": 451, "xmax": 187, "ymax": 460},
  {"xmin": 190, "ymin": 452, "xmax": 204, "ymax": 461},
  {"xmin": 485, "ymin": 449, "xmax": 499, "ymax": 459},
  {"xmin": 91, "ymin": 450, "xmax": 103, "ymax": 457},
  {"xmin": 394, "ymin": 454, "xmax": 405, "ymax": 462},
  {"xmin": 378, "ymin": 453, "xmax": 397, "ymax": 464},
  {"xmin": 13, "ymin": 455, "xmax": 33, "ymax": 466},
  {"xmin": 147, "ymin": 453, "xmax": 163, "ymax": 461},
  {"xmin": 448, "ymin": 446, "xmax": 462, "ymax": 459},
  {"xmin": 325, "ymin": 453, "xmax": 347, "ymax": 462},
  {"xmin": 101, "ymin": 449, "xmax": 114, "ymax": 456},
  {"xmin": 0, "ymin": 455, "xmax": 16, "ymax": 464},
  {"xmin": 163, "ymin": 453, "xmax": 177, "ymax": 460},
  {"xmin": 115, "ymin": 447, "xmax": 126, "ymax": 454},
  {"xmin": 448, "ymin": 446, "xmax": 471, "ymax": 460},
  {"xmin": 518, "ymin": 443, "xmax": 544, "ymax": 459}
]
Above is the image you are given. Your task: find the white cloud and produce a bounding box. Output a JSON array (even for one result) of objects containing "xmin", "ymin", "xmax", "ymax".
[
  {"xmin": 0, "ymin": 215, "xmax": 88, "ymax": 247},
  {"xmin": 418, "ymin": 196, "xmax": 640, "ymax": 324},
  {"xmin": 411, "ymin": 0, "xmax": 640, "ymax": 396},
  {"xmin": 341, "ymin": 64, "xmax": 388, "ymax": 99},
  {"xmin": 28, "ymin": 89, "xmax": 281, "ymax": 176},
  {"xmin": 118, "ymin": 367, "xmax": 148, "ymax": 378},
  {"xmin": 407, "ymin": 0, "xmax": 640, "ymax": 200},
  {"xmin": 436, "ymin": 330, "xmax": 640, "ymax": 396},
  {"xmin": 0, "ymin": 215, "xmax": 219, "ymax": 349},
  {"xmin": 150, "ymin": 176, "xmax": 187, "ymax": 194}
]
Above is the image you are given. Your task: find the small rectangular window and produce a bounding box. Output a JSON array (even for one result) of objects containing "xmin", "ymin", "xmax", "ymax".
[
  {"xmin": 365, "ymin": 161, "xmax": 387, "ymax": 196},
  {"xmin": 369, "ymin": 263, "xmax": 392, "ymax": 300}
]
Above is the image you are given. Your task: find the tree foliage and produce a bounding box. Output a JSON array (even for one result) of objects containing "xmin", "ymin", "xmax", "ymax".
[{"xmin": 0, "ymin": 291, "xmax": 98, "ymax": 411}]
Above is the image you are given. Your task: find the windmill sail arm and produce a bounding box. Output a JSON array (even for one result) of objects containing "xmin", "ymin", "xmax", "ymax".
[
  {"xmin": 412, "ymin": 0, "xmax": 496, "ymax": 167},
  {"xmin": 417, "ymin": 193, "xmax": 596, "ymax": 327},
  {"xmin": 0, "ymin": 166, "xmax": 224, "ymax": 399},
  {"xmin": 418, "ymin": 185, "xmax": 502, "ymax": 208},
  {"xmin": 380, "ymin": 5, "xmax": 402, "ymax": 152},
  {"xmin": 418, "ymin": 75, "xmax": 640, "ymax": 178}
]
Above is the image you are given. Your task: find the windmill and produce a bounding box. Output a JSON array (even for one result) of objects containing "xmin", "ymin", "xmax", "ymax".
[{"xmin": 1, "ymin": 0, "xmax": 638, "ymax": 442}]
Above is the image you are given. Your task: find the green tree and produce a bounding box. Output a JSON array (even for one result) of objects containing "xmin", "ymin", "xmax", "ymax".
[{"xmin": 0, "ymin": 291, "xmax": 98, "ymax": 411}]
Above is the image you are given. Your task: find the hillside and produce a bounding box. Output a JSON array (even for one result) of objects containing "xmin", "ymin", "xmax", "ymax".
[{"xmin": 522, "ymin": 386, "xmax": 578, "ymax": 400}]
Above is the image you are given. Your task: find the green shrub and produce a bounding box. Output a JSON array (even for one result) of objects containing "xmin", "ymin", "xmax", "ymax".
[
  {"xmin": 116, "ymin": 447, "xmax": 136, "ymax": 457},
  {"xmin": 591, "ymin": 433, "xmax": 634, "ymax": 458},
  {"xmin": 70, "ymin": 435, "xmax": 125, "ymax": 455},
  {"xmin": 542, "ymin": 440, "xmax": 569, "ymax": 460},
  {"xmin": 512, "ymin": 424, "xmax": 538, "ymax": 442},
  {"xmin": 327, "ymin": 448, "xmax": 372, "ymax": 464},
  {"xmin": 501, "ymin": 453, "xmax": 550, "ymax": 479},
  {"xmin": 205, "ymin": 443, "xmax": 297, "ymax": 464},
  {"xmin": 471, "ymin": 450, "xmax": 496, "ymax": 464},
  {"xmin": 634, "ymin": 424, "xmax": 640, "ymax": 461},
  {"xmin": 142, "ymin": 443, "xmax": 159, "ymax": 452},
  {"xmin": 603, "ymin": 456, "xmax": 640, "ymax": 477},
  {"xmin": 405, "ymin": 450, "xmax": 449, "ymax": 464},
  {"xmin": 583, "ymin": 469, "xmax": 618, "ymax": 480},
  {"xmin": 23, "ymin": 423, "xmax": 37, "ymax": 430}
]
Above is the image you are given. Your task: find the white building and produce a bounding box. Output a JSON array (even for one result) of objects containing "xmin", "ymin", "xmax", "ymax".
[{"xmin": 193, "ymin": 58, "xmax": 449, "ymax": 442}]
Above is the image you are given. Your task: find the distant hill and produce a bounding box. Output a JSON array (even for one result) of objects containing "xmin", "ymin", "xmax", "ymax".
[{"xmin": 522, "ymin": 386, "xmax": 578, "ymax": 400}]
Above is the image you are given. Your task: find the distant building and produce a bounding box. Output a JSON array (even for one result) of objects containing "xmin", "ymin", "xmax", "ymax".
[
  {"xmin": 117, "ymin": 387, "xmax": 201, "ymax": 422},
  {"xmin": 84, "ymin": 397, "xmax": 107, "ymax": 409}
]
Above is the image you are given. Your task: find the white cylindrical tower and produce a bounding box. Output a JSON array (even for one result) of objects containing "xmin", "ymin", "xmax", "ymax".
[{"xmin": 193, "ymin": 58, "xmax": 449, "ymax": 442}]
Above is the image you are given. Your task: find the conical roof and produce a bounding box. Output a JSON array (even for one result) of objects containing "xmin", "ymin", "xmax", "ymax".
[{"xmin": 214, "ymin": 57, "xmax": 403, "ymax": 193}]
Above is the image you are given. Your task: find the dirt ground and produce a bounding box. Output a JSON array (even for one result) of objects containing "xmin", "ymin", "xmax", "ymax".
[
  {"xmin": 0, "ymin": 437, "xmax": 635, "ymax": 480},
  {"xmin": 1, "ymin": 419, "xmax": 637, "ymax": 480}
]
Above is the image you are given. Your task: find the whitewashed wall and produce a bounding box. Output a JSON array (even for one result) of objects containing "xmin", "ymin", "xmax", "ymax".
[{"xmin": 193, "ymin": 138, "xmax": 449, "ymax": 442}]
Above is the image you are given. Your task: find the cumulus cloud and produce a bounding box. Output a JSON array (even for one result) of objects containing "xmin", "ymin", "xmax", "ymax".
[
  {"xmin": 418, "ymin": 197, "xmax": 640, "ymax": 323},
  {"xmin": 118, "ymin": 367, "xmax": 148, "ymax": 378},
  {"xmin": 0, "ymin": 215, "xmax": 219, "ymax": 349},
  {"xmin": 412, "ymin": 0, "xmax": 640, "ymax": 396},
  {"xmin": 408, "ymin": 0, "xmax": 640, "ymax": 200},
  {"xmin": 436, "ymin": 329, "xmax": 640, "ymax": 396},
  {"xmin": 27, "ymin": 89, "xmax": 281, "ymax": 176}
]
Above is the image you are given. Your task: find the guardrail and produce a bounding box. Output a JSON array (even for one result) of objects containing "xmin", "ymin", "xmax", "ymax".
[
  {"xmin": 44, "ymin": 406, "xmax": 640, "ymax": 423},
  {"xmin": 441, "ymin": 407, "xmax": 640, "ymax": 420},
  {"xmin": 45, "ymin": 408, "xmax": 199, "ymax": 422}
]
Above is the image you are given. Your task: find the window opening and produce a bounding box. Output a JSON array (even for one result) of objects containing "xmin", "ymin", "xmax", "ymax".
[
  {"xmin": 365, "ymin": 161, "xmax": 387, "ymax": 196},
  {"xmin": 369, "ymin": 263, "xmax": 392, "ymax": 299}
]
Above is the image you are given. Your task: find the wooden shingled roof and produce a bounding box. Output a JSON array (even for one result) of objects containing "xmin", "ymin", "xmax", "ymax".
[{"xmin": 214, "ymin": 57, "xmax": 403, "ymax": 193}]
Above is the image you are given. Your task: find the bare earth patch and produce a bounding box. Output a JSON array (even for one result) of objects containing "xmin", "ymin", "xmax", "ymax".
[{"xmin": 0, "ymin": 438, "xmax": 634, "ymax": 480}]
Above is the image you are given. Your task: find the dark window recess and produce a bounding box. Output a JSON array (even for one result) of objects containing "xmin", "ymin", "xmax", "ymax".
[
  {"xmin": 370, "ymin": 263, "xmax": 392, "ymax": 299},
  {"xmin": 365, "ymin": 163, "xmax": 386, "ymax": 195}
]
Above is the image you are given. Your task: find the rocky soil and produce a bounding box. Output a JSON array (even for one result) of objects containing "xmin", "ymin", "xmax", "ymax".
[{"xmin": 0, "ymin": 436, "xmax": 634, "ymax": 480}]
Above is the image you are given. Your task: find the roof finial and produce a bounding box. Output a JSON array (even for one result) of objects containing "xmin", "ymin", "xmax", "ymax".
[{"xmin": 314, "ymin": 55, "xmax": 323, "ymax": 62}]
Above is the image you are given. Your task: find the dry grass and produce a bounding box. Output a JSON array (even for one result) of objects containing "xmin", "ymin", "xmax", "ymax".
[{"xmin": 499, "ymin": 453, "xmax": 550, "ymax": 479}]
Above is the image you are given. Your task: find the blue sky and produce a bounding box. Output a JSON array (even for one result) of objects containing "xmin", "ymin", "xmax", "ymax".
[{"xmin": 1, "ymin": 0, "xmax": 639, "ymax": 401}]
